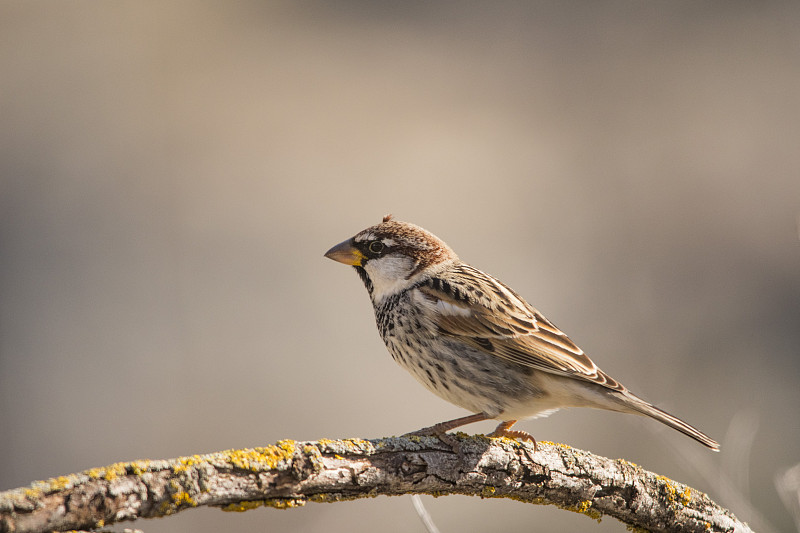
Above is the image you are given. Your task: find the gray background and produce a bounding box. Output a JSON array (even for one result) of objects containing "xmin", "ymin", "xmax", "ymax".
[{"xmin": 2, "ymin": 2, "xmax": 798, "ymax": 532}]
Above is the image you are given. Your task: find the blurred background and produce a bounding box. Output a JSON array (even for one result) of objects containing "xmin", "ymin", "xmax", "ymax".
[{"xmin": 1, "ymin": 2, "xmax": 798, "ymax": 532}]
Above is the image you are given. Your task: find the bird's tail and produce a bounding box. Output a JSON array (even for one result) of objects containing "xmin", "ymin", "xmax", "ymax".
[{"xmin": 622, "ymin": 394, "xmax": 720, "ymax": 451}]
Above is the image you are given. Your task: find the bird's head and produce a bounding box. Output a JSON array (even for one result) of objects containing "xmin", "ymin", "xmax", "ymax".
[{"xmin": 324, "ymin": 214, "xmax": 458, "ymax": 302}]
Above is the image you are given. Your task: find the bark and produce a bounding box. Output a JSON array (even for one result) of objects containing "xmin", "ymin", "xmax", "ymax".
[{"xmin": 0, "ymin": 436, "xmax": 751, "ymax": 533}]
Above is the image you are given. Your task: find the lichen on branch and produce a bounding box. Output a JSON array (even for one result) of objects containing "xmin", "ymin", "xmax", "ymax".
[{"xmin": 0, "ymin": 436, "xmax": 751, "ymax": 533}]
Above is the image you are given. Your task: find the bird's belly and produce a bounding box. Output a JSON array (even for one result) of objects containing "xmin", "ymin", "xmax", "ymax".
[{"xmin": 383, "ymin": 333, "xmax": 559, "ymax": 420}]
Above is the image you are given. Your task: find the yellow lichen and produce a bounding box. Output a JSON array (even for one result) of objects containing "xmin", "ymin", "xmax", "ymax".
[
  {"xmin": 617, "ymin": 459, "xmax": 640, "ymax": 469},
  {"xmin": 263, "ymin": 498, "xmax": 307, "ymax": 510},
  {"xmin": 129, "ymin": 459, "xmax": 152, "ymax": 475},
  {"xmin": 656, "ymin": 475, "xmax": 675, "ymax": 500},
  {"xmin": 539, "ymin": 441, "xmax": 573, "ymax": 450},
  {"xmin": 575, "ymin": 500, "xmax": 592, "ymax": 513},
  {"xmin": 343, "ymin": 438, "xmax": 371, "ymax": 449},
  {"xmin": 224, "ymin": 440, "xmax": 297, "ymax": 471},
  {"xmin": 23, "ymin": 487, "xmax": 43, "ymax": 499},
  {"xmin": 49, "ymin": 476, "xmax": 72, "ymax": 491},
  {"xmin": 559, "ymin": 499, "xmax": 602, "ymax": 522},
  {"xmin": 222, "ymin": 500, "xmax": 267, "ymax": 512},
  {"xmin": 85, "ymin": 462, "xmax": 127, "ymax": 481},
  {"xmin": 153, "ymin": 479, "xmax": 198, "ymax": 514},
  {"xmin": 481, "ymin": 486, "xmax": 497, "ymax": 497},
  {"xmin": 496, "ymin": 495, "xmax": 601, "ymax": 522},
  {"xmin": 655, "ymin": 474, "xmax": 691, "ymax": 507},
  {"xmin": 173, "ymin": 455, "xmax": 202, "ymax": 474},
  {"xmin": 171, "ymin": 491, "xmax": 197, "ymax": 507},
  {"xmin": 301, "ymin": 444, "xmax": 324, "ymax": 473}
]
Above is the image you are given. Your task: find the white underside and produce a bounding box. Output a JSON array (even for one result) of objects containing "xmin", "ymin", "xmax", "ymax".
[{"xmin": 410, "ymin": 359, "xmax": 633, "ymax": 422}]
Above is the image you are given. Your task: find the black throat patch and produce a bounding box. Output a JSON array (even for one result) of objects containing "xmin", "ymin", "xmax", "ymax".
[{"xmin": 353, "ymin": 265, "xmax": 374, "ymax": 297}]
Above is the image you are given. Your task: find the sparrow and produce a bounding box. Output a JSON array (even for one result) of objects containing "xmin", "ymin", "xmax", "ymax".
[{"xmin": 324, "ymin": 215, "xmax": 719, "ymax": 451}]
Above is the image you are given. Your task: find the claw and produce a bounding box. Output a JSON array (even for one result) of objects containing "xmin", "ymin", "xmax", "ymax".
[{"xmin": 487, "ymin": 420, "xmax": 538, "ymax": 452}]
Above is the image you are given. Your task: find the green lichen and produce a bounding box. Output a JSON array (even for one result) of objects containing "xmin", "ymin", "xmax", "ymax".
[
  {"xmin": 315, "ymin": 437, "xmax": 375, "ymax": 456},
  {"xmin": 222, "ymin": 500, "xmax": 267, "ymax": 512},
  {"xmin": 301, "ymin": 444, "xmax": 324, "ymax": 473},
  {"xmin": 307, "ymin": 491, "xmax": 378, "ymax": 505},
  {"xmin": 342, "ymin": 438, "xmax": 372, "ymax": 452},
  {"xmin": 565, "ymin": 499, "xmax": 602, "ymax": 522},
  {"xmin": 308, "ymin": 493, "xmax": 341, "ymax": 504},
  {"xmin": 308, "ymin": 493, "xmax": 333, "ymax": 503},
  {"xmin": 503, "ymin": 494, "xmax": 546, "ymax": 505},
  {"xmin": 481, "ymin": 486, "xmax": 497, "ymax": 497},
  {"xmin": 263, "ymin": 497, "xmax": 307, "ymax": 510}
]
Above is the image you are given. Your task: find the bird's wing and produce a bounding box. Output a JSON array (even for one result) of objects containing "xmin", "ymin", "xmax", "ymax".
[{"xmin": 417, "ymin": 265, "xmax": 625, "ymax": 392}]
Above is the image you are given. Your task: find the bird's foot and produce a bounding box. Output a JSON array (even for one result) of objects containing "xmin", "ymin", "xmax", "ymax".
[
  {"xmin": 404, "ymin": 412, "xmax": 491, "ymax": 456},
  {"xmin": 487, "ymin": 421, "xmax": 538, "ymax": 452}
]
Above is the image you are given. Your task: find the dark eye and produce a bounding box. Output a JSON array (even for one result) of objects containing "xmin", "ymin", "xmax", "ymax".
[{"xmin": 368, "ymin": 241, "xmax": 385, "ymax": 254}]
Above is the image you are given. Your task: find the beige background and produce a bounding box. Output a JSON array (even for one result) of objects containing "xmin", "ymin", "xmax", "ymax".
[{"xmin": 1, "ymin": 2, "xmax": 799, "ymax": 532}]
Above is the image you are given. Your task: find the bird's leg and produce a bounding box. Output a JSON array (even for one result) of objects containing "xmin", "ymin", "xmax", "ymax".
[
  {"xmin": 406, "ymin": 413, "xmax": 491, "ymax": 455},
  {"xmin": 488, "ymin": 420, "xmax": 538, "ymax": 452},
  {"xmin": 407, "ymin": 412, "xmax": 491, "ymax": 437}
]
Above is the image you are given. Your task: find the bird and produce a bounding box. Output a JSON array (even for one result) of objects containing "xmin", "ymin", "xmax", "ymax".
[{"xmin": 324, "ymin": 214, "xmax": 719, "ymax": 451}]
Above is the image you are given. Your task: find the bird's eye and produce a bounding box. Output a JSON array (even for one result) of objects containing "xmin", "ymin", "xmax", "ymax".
[{"xmin": 368, "ymin": 241, "xmax": 385, "ymax": 254}]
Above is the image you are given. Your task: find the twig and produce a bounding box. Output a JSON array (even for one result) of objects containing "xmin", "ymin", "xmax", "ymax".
[{"xmin": 411, "ymin": 495, "xmax": 442, "ymax": 533}]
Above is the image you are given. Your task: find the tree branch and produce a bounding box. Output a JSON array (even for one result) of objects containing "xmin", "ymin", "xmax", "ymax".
[{"xmin": 0, "ymin": 436, "xmax": 751, "ymax": 533}]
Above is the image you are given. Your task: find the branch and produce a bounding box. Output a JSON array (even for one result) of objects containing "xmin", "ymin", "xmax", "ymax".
[{"xmin": 0, "ymin": 436, "xmax": 751, "ymax": 533}]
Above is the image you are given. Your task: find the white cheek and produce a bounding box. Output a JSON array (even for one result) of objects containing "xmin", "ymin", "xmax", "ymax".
[{"xmin": 364, "ymin": 255, "xmax": 417, "ymax": 301}]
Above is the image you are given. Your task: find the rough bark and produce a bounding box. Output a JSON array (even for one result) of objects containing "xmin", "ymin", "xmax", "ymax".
[{"xmin": 0, "ymin": 436, "xmax": 751, "ymax": 533}]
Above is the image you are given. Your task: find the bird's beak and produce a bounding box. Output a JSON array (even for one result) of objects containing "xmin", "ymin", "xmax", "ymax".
[{"xmin": 324, "ymin": 239, "xmax": 365, "ymax": 266}]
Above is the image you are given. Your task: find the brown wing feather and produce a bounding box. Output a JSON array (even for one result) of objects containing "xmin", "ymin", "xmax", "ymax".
[{"xmin": 419, "ymin": 264, "xmax": 625, "ymax": 392}]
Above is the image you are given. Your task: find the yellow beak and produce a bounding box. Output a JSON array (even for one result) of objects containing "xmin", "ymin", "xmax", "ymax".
[{"xmin": 324, "ymin": 239, "xmax": 365, "ymax": 266}]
